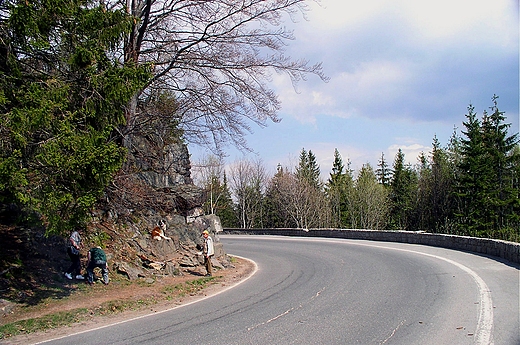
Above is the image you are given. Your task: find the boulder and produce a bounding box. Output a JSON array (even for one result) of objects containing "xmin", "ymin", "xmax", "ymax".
[{"xmin": 116, "ymin": 261, "xmax": 146, "ymax": 280}]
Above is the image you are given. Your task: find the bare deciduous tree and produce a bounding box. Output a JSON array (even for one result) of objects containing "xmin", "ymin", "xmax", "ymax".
[
  {"xmin": 111, "ymin": 0, "xmax": 327, "ymax": 152},
  {"xmin": 192, "ymin": 154, "xmax": 226, "ymax": 214},
  {"xmin": 269, "ymin": 167, "xmax": 329, "ymax": 229},
  {"xmin": 228, "ymin": 158, "xmax": 269, "ymax": 228}
]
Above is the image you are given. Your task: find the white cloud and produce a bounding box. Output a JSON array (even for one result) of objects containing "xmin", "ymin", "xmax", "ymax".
[
  {"xmin": 307, "ymin": 0, "xmax": 517, "ymax": 44},
  {"xmin": 356, "ymin": 61, "xmax": 408, "ymax": 87},
  {"xmin": 402, "ymin": 0, "xmax": 517, "ymax": 44},
  {"xmin": 279, "ymin": 0, "xmax": 518, "ymax": 125},
  {"xmin": 311, "ymin": 91, "xmax": 334, "ymax": 107},
  {"xmin": 306, "ymin": 0, "xmax": 388, "ymax": 31},
  {"xmin": 191, "ymin": 0, "xmax": 518, "ymax": 181},
  {"xmin": 275, "ymin": 59, "xmax": 416, "ymax": 122},
  {"xmin": 387, "ymin": 143, "xmax": 431, "ymax": 165},
  {"xmin": 333, "ymin": 60, "xmax": 411, "ymax": 105}
]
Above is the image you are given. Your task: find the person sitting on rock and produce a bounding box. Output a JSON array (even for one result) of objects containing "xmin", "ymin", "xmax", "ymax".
[{"xmin": 86, "ymin": 246, "xmax": 109, "ymax": 285}]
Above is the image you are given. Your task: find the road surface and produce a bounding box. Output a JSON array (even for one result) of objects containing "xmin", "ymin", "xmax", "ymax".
[{"xmin": 36, "ymin": 235, "xmax": 519, "ymax": 345}]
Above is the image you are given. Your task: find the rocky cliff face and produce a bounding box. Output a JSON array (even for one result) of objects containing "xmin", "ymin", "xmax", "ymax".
[
  {"xmin": 91, "ymin": 129, "xmax": 228, "ymax": 280},
  {"xmin": 122, "ymin": 129, "xmax": 203, "ymax": 215}
]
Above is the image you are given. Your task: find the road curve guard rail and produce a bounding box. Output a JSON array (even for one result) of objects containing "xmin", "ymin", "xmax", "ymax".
[{"xmin": 222, "ymin": 228, "xmax": 520, "ymax": 264}]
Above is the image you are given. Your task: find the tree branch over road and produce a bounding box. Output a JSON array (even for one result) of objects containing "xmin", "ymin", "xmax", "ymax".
[{"xmin": 120, "ymin": 0, "xmax": 328, "ymax": 152}]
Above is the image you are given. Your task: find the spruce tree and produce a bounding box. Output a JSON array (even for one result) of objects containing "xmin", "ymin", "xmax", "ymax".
[
  {"xmin": 388, "ymin": 149, "xmax": 418, "ymax": 230},
  {"xmin": 202, "ymin": 171, "xmax": 237, "ymax": 228},
  {"xmin": 510, "ymin": 144, "xmax": 520, "ymax": 240},
  {"xmin": 453, "ymin": 105, "xmax": 482, "ymax": 235},
  {"xmin": 414, "ymin": 151, "xmax": 431, "ymax": 231},
  {"xmin": 296, "ymin": 148, "xmax": 321, "ymax": 190},
  {"xmin": 376, "ymin": 152, "xmax": 392, "ymax": 187},
  {"xmin": 263, "ymin": 165, "xmax": 284, "ymax": 228},
  {"xmin": 479, "ymin": 96, "xmax": 519, "ymax": 238},
  {"xmin": 415, "ymin": 136, "xmax": 456, "ymax": 233},
  {"xmin": 454, "ymin": 97, "xmax": 519, "ymax": 239},
  {"xmin": 326, "ymin": 148, "xmax": 353, "ymax": 228},
  {"xmin": 430, "ymin": 137, "xmax": 456, "ymax": 233},
  {"xmin": 264, "ymin": 165, "xmax": 298, "ymax": 228},
  {"xmin": 292, "ymin": 148, "xmax": 329, "ymax": 228}
]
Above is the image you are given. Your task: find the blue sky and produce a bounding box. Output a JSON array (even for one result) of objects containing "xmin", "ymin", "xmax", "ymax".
[{"xmin": 190, "ymin": 0, "xmax": 519, "ymax": 179}]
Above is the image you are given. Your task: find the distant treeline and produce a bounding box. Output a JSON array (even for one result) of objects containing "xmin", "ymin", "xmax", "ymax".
[{"xmin": 194, "ymin": 96, "xmax": 520, "ymax": 242}]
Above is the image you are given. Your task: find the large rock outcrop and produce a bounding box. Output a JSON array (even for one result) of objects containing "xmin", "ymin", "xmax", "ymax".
[{"xmin": 91, "ymin": 128, "xmax": 228, "ymax": 280}]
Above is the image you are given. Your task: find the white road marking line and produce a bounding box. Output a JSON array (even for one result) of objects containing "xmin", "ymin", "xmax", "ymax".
[
  {"xmin": 380, "ymin": 319, "xmax": 406, "ymax": 345},
  {"xmin": 247, "ymin": 287, "xmax": 326, "ymax": 331},
  {"xmin": 228, "ymin": 235, "xmax": 495, "ymax": 344},
  {"xmin": 31, "ymin": 255, "xmax": 258, "ymax": 345},
  {"xmin": 317, "ymin": 238, "xmax": 495, "ymax": 345},
  {"xmin": 247, "ymin": 307, "xmax": 296, "ymax": 331}
]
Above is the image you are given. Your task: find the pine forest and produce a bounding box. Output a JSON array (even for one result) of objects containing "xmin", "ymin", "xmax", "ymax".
[{"xmin": 194, "ymin": 98, "xmax": 519, "ymax": 242}]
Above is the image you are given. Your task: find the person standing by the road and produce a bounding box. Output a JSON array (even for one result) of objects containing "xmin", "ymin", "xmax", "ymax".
[
  {"xmin": 64, "ymin": 229, "xmax": 84, "ymax": 280},
  {"xmin": 202, "ymin": 230, "xmax": 214, "ymax": 277}
]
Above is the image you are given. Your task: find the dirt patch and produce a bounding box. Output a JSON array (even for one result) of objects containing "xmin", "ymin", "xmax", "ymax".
[
  {"xmin": 2, "ymin": 256, "xmax": 255, "ymax": 345},
  {"xmin": 0, "ymin": 220, "xmax": 255, "ymax": 345}
]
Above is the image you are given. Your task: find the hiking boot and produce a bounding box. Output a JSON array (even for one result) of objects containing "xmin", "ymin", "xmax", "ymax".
[
  {"xmin": 75, "ymin": 275, "xmax": 85, "ymax": 280},
  {"xmin": 64, "ymin": 272, "xmax": 72, "ymax": 280}
]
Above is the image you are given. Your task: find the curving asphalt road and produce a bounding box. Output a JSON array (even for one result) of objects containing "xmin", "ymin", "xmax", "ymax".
[{"xmin": 35, "ymin": 235, "xmax": 519, "ymax": 345}]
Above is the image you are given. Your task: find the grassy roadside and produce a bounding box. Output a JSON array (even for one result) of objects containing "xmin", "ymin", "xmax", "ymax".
[{"xmin": 0, "ymin": 275, "xmax": 218, "ymax": 340}]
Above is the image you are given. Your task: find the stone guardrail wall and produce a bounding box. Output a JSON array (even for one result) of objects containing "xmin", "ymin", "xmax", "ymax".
[{"xmin": 222, "ymin": 228, "xmax": 520, "ymax": 265}]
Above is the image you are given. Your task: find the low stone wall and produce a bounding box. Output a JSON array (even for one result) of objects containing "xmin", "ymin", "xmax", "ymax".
[{"xmin": 222, "ymin": 228, "xmax": 520, "ymax": 264}]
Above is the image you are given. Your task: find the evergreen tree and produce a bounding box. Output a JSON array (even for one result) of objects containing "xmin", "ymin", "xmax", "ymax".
[
  {"xmin": 326, "ymin": 149, "xmax": 344, "ymax": 227},
  {"xmin": 388, "ymin": 149, "xmax": 418, "ymax": 230},
  {"xmin": 375, "ymin": 152, "xmax": 392, "ymax": 186},
  {"xmin": 415, "ymin": 136, "xmax": 456, "ymax": 233},
  {"xmin": 454, "ymin": 104, "xmax": 494, "ymax": 236},
  {"xmin": 217, "ymin": 173, "xmax": 238, "ymax": 228},
  {"xmin": 202, "ymin": 171, "xmax": 237, "ymax": 228},
  {"xmin": 483, "ymin": 96, "xmax": 519, "ymax": 237},
  {"xmin": 414, "ymin": 151, "xmax": 431, "ymax": 230},
  {"xmin": 429, "ymin": 137, "xmax": 456, "ymax": 232},
  {"xmin": 455, "ymin": 96, "xmax": 520, "ymax": 239},
  {"xmin": 194, "ymin": 154, "xmax": 237, "ymax": 225},
  {"xmin": 510, "ymin": 144, "xmax": 520, "ymax": 239},
  {"xmin": 264, "ymin": 165, "xmax": 298, "ymax": 228},
  {"xmin": 263, "ymin": 165, "xmax": 284, "ymax": 228},
  {"xmin": 454, "ymin": 97, "xmax": 520, "ymax": 239},
  {"xmin": 307, "ymin": 150, "xmax": 321, "ymax": 189},
  {"xmin": 325, "ymin": 148, "xmax": 353, "ymax": 227},
  {"xmin": 329, "ymin": 149, "xmax": 345, "ymax": 179},
  {"xmin": 296, "ymin": 148, "xmax": 321, "ymax": 190},
  {"xmin": 0, "ymin": 0, "xmax": 150, "ymax": 234},
  {"xmin": 445, "ymin": 127, "xmax": 464, "ymax": 230}
]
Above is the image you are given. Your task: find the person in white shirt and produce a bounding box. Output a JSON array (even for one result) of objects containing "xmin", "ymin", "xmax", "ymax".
[
  {"xmin": 202, "ymin": 230, "xmax": 214, "ymax": 277},
  {"xmin": 64, "ymin": 229, "xmax": 84, "ymax": 280}
]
